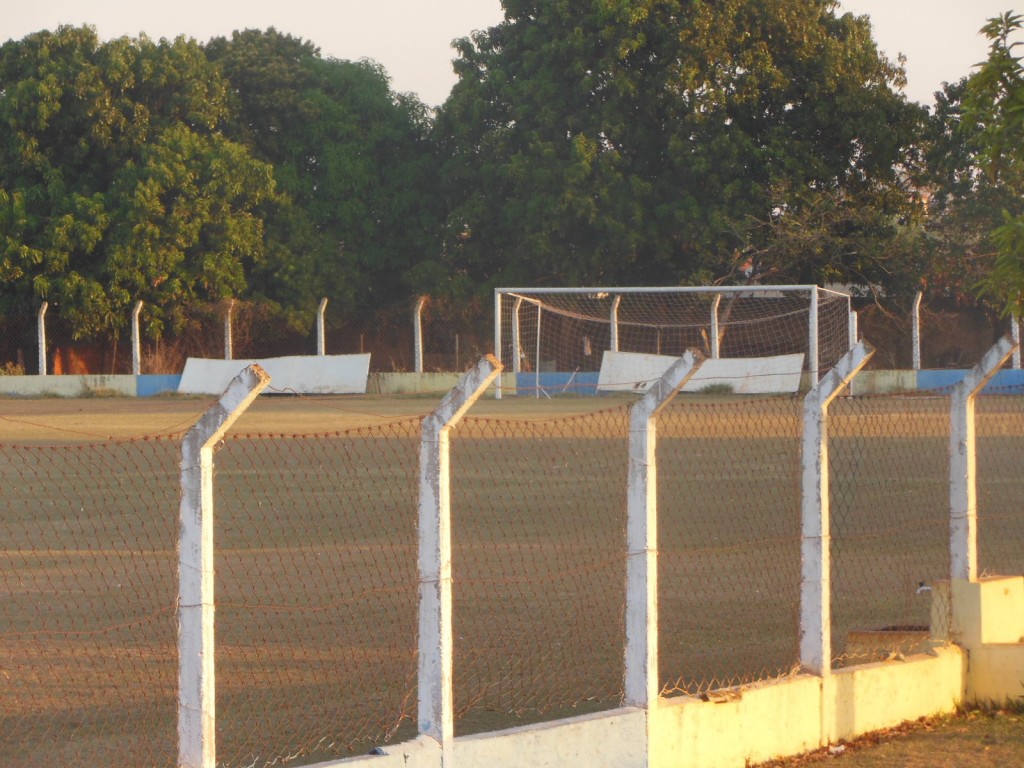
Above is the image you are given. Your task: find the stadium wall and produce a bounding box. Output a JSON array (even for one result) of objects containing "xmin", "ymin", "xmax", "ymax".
[{"xmin": 3, "ymin": 369, "xmax": 1024, "ymax": 398}]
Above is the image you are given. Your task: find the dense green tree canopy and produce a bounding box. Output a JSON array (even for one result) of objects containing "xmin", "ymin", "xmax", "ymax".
[
  {"xmin": 963, "ymin": 12, "xmax": 1024, "ymax": 314},
  {"xmin": 206, "ymin": 28, "xmax": 443, "ymax": 323},
  {"xmin": 435, "ymin": 0, "xmax": 926, "ymax": 294},
  {"xmin": 0, "ymin": 26, "xmax": 278, "ymax": 338}
]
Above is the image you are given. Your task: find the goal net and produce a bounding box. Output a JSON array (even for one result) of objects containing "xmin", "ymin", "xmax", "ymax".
[{"xmin": 494, "ymin": 286, "xmax": 853, "ymax": 392}]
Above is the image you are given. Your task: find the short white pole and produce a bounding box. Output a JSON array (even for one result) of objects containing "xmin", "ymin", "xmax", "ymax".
[
  {"xmin": 610, "ymin": 295, "xmax": 622, "ymax": 353},
  {"xmin": 1012, "ymin": 315, "xmax": 1020, "ymax": 369},
  {"xmin": 912, "ymin": 291, "xmax": 923, "ymax": 371},
  {"xmin": 710, "ymin": 294, "xmax": 722, "ymax": 359},
  {"xmin": 419, "ymin": 356, "xmax": 503, "ymax": 765},
  {"xmin": 511, "ymin": 297, "xmax": 523, "ymax": 375},
  {"xmin": 849, "ymin": 310, "xmax": 858, "ymax": 350},
  {"xmin": 414, "ymin": 296, "xmax": 427, "ymax": 374},
  {"xmin": 132, "ymin": 300, "xmax": 143, "ymax": 376},
  {"xmin": 224, "ymin": 299, "xmax": 235, "ymax": 361},
  {"xmin": 37, "ymin": 301, "xmax": 48, "ymax": 376},
  {"xmin": 493, "ymin": 290, "xmax": 503, "ymax": 400},
  {"xmin": 535, "ymin": 305, "xmax": 542, "ymax": 398},
  {"xmin": 178, "ymin": 364, "xmax": 271, "ymax": 768},
  {"xmin": 950, "ymin": 336, "xmax": 1017, "ymax": 581},
  {"xmin": 317, "ymin": 298, "xmax": 328, "ymax": 356},
  {"xmin": 808, "ymin": 288, "xmax": 819, "ymax": 382},
  {"xmin": 624, "ymin": 352, "xmax": 702, "ymax": 709}
]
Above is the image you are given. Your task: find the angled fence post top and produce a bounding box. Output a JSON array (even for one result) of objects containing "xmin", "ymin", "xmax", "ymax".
[
  {"xmin": 952, "ymin": 335, "xmax": 1017, "ymax": 401},
  {"xmin": 805, "ymin": 341, "xmax": 874, "ymax": 407},
  {"xmin": 424, "ymin": 355, "xmax": 504, "ymax": 432},
  {"xmin": 185, "ymin": 364, "xmax": 272, "ymax": 449},
  {"xmin": 632, "ymin": 350, "xmax": 703, "ymax": 420}
]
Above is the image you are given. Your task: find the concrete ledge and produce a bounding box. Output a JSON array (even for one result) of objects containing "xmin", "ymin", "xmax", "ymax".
[
  {"xmin": 651, "ymin": 676, "xmax": 821, "ymax": 768},
  {"xmin": 967, "ymin": 644, "xmax": 1024, "ymax": 703},
  {"xmin": 0, "ymin": 374, "xmax": 136, "ymax": 397},
  {"xmin": 830, "ymin": 647, "xmax": 965, "ymax": 741}
]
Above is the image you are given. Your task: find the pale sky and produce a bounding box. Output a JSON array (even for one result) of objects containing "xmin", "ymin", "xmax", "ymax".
[{"xmin": 2, "ymin": 1, "xmax": 1019, "ymax": 107}]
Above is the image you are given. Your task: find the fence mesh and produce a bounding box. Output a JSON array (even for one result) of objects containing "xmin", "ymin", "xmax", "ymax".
[
  {"xmin": 828, "ymin": 395, "xmax": 952, "ymax": 666},
  {"xmin": 4, "ymin": 382, "xmax": 1022, "ymax": 765},
  {"xmin": 977, "ymin": 392, "xmax": 1024, "ymax": 579},
  {"xmin": 657, "ymin": 395, "xmax": 804, "ymax": 696},
  {"xmin": 0, "ymin": 438, "xmax": 181, "ymax": 768},
  {"xmin": 213, "ymin": 420, "xmax": 422, "ymax": 767},
  {"xmin": 450, "ymin": 407, "xmax": 631, "ymax": 730}
]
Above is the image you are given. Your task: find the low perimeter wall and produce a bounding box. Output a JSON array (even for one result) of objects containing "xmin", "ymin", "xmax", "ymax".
[
  {"xmin": 328, "ymin": 647, "xmax": 965, "ymax": 768},
  {"xmin": 312, "ymin": 575, "xmax": 1024, "ymax": 768},
  {"xmin": 1, "ymin": 369, "xmax": 1024, "ymax": 398}
]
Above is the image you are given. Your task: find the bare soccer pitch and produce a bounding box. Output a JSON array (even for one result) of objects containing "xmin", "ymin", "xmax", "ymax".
[{"xmin": 2, "ymin": 392, "xmax": 1021, "ymax": 768}]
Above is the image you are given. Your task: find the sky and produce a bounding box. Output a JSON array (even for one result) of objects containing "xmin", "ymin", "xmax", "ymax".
[{"xmin": 2, "ymin": 1, "xmax": 1019, "ymax": 107}]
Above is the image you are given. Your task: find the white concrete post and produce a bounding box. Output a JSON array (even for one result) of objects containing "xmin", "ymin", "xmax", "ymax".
[
  {"xmin": 178, "ymin": 364, "xmax": 271, "ymax": 768},
  {"xmin": 1012, "ymin": 315, "xmax": 1020, "ymax": 369},
  {"xmin": 800, "ymin": 341, "xmax": 874, "ymax": 677},
  {"xmin": 808, "ymin": 287, "xmax": 820, "ymax": 382},
  {"xmin": 414, "ymin": 296, "xmax": 428, "ymax": 374},
  {"xmin": 950, "ymin": 336, "xmax": 1016, "ymax": 581},
  {"xmin": 419, "ymin": 355, "xmax": 503, "ymax": 765},
  {"xmin": 610, "ymin": 295, "xmax": 622, "ymax": 353},
  {"xmin": 624, "ymin": 351, "xmax": 702, "ymax": 709},
  {"xmin": 317, "ymin": 297, "xmax": 328, "ymax": 356},
  {"xmin": 224, "ymin": 299, "xmax": 235, "ymax": 361},
  {"xmin": 849, "ymin": 310, "xmax": 858, "ymax": 350},
  {"xmin": 131, "ymin": 300, "xmax": 143, "ymax": 376},
  {"xmin": 912, "ymin": 291, "xmax": 923, "ymax": 371},
  {"xmin": 493, "ymin": 290, "xmax": 503, "ymax": 400},
  {"xmin": 37, "ymin": 301, "xmax": 48, "ymax": 376},
  {"xmin": 535, "ymin": 305, "xmax": 543, "ymax": 399},
  {"xmin": 511, "ymin": 297, "xmax": 523, "ymax": 375},
  {"xmin": 710, "ymin": 294, "xmax": 722, "ymax": 359}
]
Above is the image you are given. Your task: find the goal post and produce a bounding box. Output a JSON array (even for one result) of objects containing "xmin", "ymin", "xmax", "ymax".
[{"xmin": 494, "ymin": 286, "xmax": 853, "ymax": 396}]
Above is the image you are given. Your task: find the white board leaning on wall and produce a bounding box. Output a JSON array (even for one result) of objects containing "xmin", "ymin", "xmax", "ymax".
[
  {"xmin": 178, "ymin": 354, "xmax": 370, "ymax": 395},
  {"xmin": 597, "ymin": 351, "xmax": 805, "ymax": 394}
]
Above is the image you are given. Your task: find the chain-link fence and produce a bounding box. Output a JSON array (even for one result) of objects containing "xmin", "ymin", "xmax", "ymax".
[
  {"xmin": 1, "ymin": 295, "xmax": 1018, "ymax": 377},
  {"xmin": 3, "ymin": 353, "xmax": 1023, "ymax": 766},
  {"xmin": 828, "ymin": 395, "xmax": 952, "ymax": 666}
]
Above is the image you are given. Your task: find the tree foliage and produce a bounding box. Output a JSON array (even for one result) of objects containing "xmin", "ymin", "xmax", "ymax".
[
  {"xmin": 207, "ymin": 29, "xmax": 443, "ymax": 324},
  {"xmin": 963, "ymin": 12, "xmax": 1024, "ymax": 314},
  {"xmin": 435, "ymin": 0, "xmax": 925, "ymax": 295},
  {"xmin": 0, "ymin": 26, "xmax": 279, "ymax": 338}
]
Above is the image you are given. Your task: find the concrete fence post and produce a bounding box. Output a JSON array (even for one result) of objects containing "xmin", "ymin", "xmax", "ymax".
[
  {"xmin": 37, "ymin": 301, "xmax": 48, "ymax": 376},
  {"xmin": 414, "ymin": 296, "xmax": 428, "ymax": 373},
  {"xmin": 317, "ymin": 297, "xmax": 329, "ymax": 356},
  {"xmin": 912, "ymin": 291, "xmax": 923, "ymax": 371},
  {"xmin": 624, "ymin": 351, "xmax": 702, "ymax": 709},
  {"xmin": 710, "ymin": 294, "xmax": 722, "ymax": 359},
  {"xmin": 1012, "ymin": 315, "xmax": 1020, "ymax": 369},
  {"xmin": 419, "ymin": 355, "xmax": 503, "ymax": 765},
  {"xmin": 800, "ymin": 341, "xmax": 874, "ymax": 677},
  {"xmin": 178, "ymin": 364, "xmax": 271, "ymax": 768},
  {"xmin": 224, "ymin": 299, "xmax": 235, "ymax": 361},
  {"xmin": 610, "ymin": 295, "xmax": 622, "ymax": 353},
  {"xmin": 132, "ymin": 300, "xmax": 143, "ymax": 376},
  {"xmin": 950, "ymin": 336, "xmax": 1016, "ymax": 581}
]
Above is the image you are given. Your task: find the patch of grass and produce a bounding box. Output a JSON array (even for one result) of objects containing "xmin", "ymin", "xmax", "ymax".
[{"xmin": 756, "ymin": 708, "xmax": 1024, "ymax": 767}]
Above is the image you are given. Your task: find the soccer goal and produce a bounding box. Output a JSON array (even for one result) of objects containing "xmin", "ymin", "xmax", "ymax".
[{"xmin": 494, "ymin": 286, "xmax": 854, "ymax": 396}]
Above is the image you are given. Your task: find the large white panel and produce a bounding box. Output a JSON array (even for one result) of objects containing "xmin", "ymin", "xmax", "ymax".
[
  {"xmin": 598, "ymin": 351, "xmax": 805, "ymax": 394},
  {"xmin": 178, "ymin": 354, "xmax": 370, "ymax": 395}
]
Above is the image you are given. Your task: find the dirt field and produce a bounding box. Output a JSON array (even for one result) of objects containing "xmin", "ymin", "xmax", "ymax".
[{"xmin": 2, "ymin": 391, "xmax": 1022, "ymax": 768}]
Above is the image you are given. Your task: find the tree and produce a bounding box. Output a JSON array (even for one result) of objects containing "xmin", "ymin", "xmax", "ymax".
[
  {"xmin": 207, "ymin": 29, "xmax": 444, "ymax": 323},
  {"xmin": 435, "ymin": 0, "xmax": 925, "ymax": 295},
  {"xmin": 963, "ymin": 12, "xmax": 1024, "ymax": 314},
  {"xmin": 0, "ymin": 26, "xmax": 278, "ymax": 339},
  {"xmin": 914, "ymin": 78, "xmax": 1021, "ymax": 307}
]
